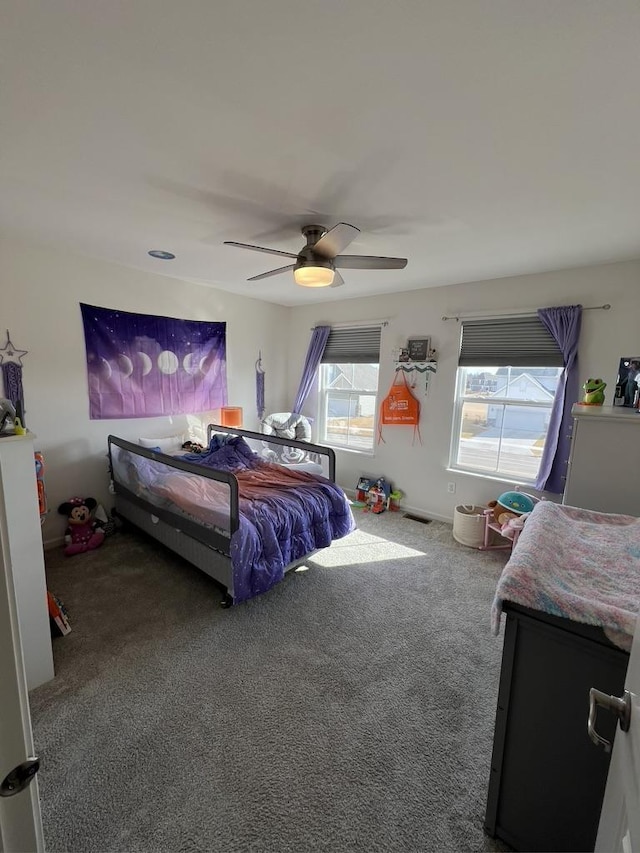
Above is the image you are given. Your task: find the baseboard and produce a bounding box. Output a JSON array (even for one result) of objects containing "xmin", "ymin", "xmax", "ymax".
[{"xmin": 43, "ymin": 535, "xmax": 65, "ymax": 551}]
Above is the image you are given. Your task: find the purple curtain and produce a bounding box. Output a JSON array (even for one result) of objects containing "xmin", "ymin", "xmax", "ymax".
[
  {"xmin": 292, "ymin": 325, "xmax": 330, "ymax": 415},
  {"xmin": 534, "ymin": 305, "xmax": 582, "ymax": 494}
]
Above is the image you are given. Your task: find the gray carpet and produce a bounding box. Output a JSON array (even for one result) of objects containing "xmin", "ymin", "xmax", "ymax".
[{"xmin": 31, "ymin": 510, "xmax": 512, "ymax": 853}]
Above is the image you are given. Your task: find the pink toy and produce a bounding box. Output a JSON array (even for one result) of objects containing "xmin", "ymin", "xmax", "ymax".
[
  {"xmin": 500, "ymin": 512, "xmax": 530, "ymax": 541},
  {"xmin": 57, "ymin": 496, "xmax": 105, "ymax": 556}
]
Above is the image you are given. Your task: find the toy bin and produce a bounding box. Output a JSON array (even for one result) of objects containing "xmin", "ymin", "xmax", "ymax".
[{"xmin": 452, "ymin": 505, "xmax": 487, "ymax": 548}]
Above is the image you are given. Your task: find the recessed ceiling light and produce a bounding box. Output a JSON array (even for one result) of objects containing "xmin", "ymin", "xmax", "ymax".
[{"xmin": 148, "ymin": 250, "xmax": 175, "ymax": 260}]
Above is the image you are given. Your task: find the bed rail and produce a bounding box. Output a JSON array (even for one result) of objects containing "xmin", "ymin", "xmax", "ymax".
[
  {"xmin": 107, "ymin": 435, "xmax": 240, "ymax": 547},
  {"xmin": 205, "ymin": 423, "xmax": 336, "ymax": 482}
]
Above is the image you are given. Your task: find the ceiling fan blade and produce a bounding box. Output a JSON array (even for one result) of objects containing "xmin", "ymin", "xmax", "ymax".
[
  {"xmin": 334, "ymin": 255, "xmax": 407, "ymax": 270},
  {"xmin": 312, "ymin": 222, "xmax": 360, "ymax": 259},
  {"xmin": 247, "ymin": 264, "xmax": 296, "ymax": 282},
  {"xmin": 224, "ymin": 241, "xmax": 298, "ymax": 259},
  {"xmin": 330, "ymin": 270, "xmax": 345, "ymax": 288}
]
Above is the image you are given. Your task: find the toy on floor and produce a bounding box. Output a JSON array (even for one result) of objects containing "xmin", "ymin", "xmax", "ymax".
[
  {"xmin": 57, "ymin": 496, "xmax": 105, "ymax": 556},
  {"xmin": 389, "ymin": 490, "xmax": 404, "ymax": 512},
  {"xmin": 365, "ymin": 478, "xmax": 392, "ymax": 514},
  {"xmin": 581, "ymin": 377, "xmax": 606, "ymax": 406},
  {"xmin": 47, "ymin": 590, "xmax": 71, "ymax": 636}
]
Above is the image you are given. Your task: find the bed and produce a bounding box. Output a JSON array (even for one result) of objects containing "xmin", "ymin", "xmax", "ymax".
[
  {"xmin": 108, "ymin": 424, "xmax": 355, "ymax": 606},
  {"xmin": 485, "ymin": 501, "xmax": 639, "ymax": 852}
]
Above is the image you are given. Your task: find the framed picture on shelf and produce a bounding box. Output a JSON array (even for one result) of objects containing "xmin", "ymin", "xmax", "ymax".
[{"xmin": 407, "ymin": 337, "xmax": 430, "ymax": 362}]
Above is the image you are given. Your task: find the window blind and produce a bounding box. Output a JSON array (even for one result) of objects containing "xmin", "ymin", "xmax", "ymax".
[
  {"xmin": 321, "ymin": 325, "xmax": 382, "ymax": 364},
  {"xmin": 458, "ymin": 317, "xmax": 563, "ymax": 367}
]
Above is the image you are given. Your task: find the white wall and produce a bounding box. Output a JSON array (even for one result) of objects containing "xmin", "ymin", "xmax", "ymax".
[
  {"xmin": 0, "ymin": 237, "xmax": 291, "ymax": 544},
  {"xmin": 2, "ymin": 234, "xmax": 638, "ymax": 542},
  {"xmin": 288, "ymin": 259, "xmax": 640, "ymax": 521}
]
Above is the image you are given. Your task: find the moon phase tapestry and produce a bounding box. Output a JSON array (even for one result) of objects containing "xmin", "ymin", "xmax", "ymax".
[{"xmin": 80, "ymin": 303, "xmax": 227, "ymax": 419}]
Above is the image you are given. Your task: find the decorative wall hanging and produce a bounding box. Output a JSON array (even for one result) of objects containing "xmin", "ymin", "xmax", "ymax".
[
  {"xmin": 378, "ymin": 370, "xmax": 422, "ymax": 445},
  {"xmin": 393, "ymin": 356, "xmax": 438, "ymax": 395},
  {"xmin": 406, "ymin": 337, "xmax": 431, "ymax": 362},
  {"xmin": 80, "ymin": 304, "xmax": 227, "ymax": 419},
  {"xmin": 256, "ymin": 351, "xmax": 265, "ymax": 420},
  {"xmin": 0, "ymin": 330, "xmax": 27, "ymax": 424}
]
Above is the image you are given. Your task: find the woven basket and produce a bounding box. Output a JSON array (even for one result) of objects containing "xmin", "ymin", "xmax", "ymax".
[{"xmin": 452, "ymin": 504, "xmax": 487, "ymax": 548}]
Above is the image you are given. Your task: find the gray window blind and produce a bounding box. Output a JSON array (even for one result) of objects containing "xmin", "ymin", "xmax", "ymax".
[
  {"xmin": 321, "ymin": 325, "xmax": 382, "ymax": 364},
  {"xmin": 459, "ymin": 317, "xmax": 563, "ymax": 367}
]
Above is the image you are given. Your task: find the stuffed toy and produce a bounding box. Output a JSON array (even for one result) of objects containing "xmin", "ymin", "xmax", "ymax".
[
  {"xmin": 487, "ymin": 491, "xmax": 537, "ymax": 526},
  {"xmin": 581, "ymin": 377, "xmax": 606, "ymax": 406},
  {"xmin": 500, "ymin": 512, "xmax": 530, "ymax": 541},
  {"xmin": 181, "ymin": 440, "xmax": 205, "ymax": 454},
  {"xmin": 57, "ymin": 496, "xmax": 105, "ymax": 556},
  {"xmin": 487, "ymin": 500, "xmax": 518, "ymax": 527}
]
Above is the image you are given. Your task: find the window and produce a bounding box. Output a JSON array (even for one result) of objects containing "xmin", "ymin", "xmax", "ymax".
[
  {"xmin": 449, "ymin": 317, "xmax": 563, "ymax": 483},
  {"xmin": 318, "ymin": 325, "xmax": 381, "ymax": 452}
]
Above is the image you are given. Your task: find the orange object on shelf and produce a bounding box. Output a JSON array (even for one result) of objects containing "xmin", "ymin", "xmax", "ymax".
[{"xmin": 220, "ymin": 406, "xmax": 243, "ymax": 427}]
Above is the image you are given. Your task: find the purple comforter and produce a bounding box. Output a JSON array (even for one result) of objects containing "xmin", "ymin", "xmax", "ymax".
[{"xmin": 186, "ymin": 436, "xmax": 355, "ymax": 602}]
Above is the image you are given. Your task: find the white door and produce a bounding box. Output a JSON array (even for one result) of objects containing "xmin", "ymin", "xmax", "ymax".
[
  {"xmin": 595, "ymin": 612, "xmax": 640, "ymax": 852},
  {"xmin": 0, "ymin": 478, "xmax": 45, "ymax": 853}
]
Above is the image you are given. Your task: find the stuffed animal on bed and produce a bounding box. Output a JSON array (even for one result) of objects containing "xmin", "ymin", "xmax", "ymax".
[
  {"xmin": 181, "ymin": 440, "xmax": 205, "ymax": 454},
  {"xmin": 57, "ymin": 496, "xmax": 105, "ymax": 556}
]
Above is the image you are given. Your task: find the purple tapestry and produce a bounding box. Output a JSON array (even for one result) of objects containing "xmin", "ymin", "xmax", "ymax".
[{"xmin": 80, "ymin": 304, "xmax": 227, "ymax": 419}]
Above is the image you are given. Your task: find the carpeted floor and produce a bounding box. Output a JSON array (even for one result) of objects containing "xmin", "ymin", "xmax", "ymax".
[{"xmin": 31, "ymin": 509, "xmax": 512, "ymax": 852}]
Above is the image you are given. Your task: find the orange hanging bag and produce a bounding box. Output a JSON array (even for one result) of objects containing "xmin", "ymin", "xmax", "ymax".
[{"xmin": 378, "ymin": 370, "xmax": 422, "ymax": 444}]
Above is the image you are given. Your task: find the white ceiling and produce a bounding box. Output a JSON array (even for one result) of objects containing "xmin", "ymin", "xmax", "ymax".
[{"xmin": 2, "ymin": 0, "xmax": 639, "ymax": 307}]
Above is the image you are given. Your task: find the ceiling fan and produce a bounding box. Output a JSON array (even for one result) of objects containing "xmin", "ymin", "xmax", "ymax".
[{"xmin": 224, "ymin": 222, "xmax": 407, "ymax": 288}]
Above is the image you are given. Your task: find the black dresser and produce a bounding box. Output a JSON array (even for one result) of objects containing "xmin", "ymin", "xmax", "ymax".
[{"xmin": 485, "ymin": 602, "xmax": 629, "ymax": 852}]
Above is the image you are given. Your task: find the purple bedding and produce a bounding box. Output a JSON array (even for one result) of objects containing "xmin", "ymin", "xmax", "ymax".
[
  {"xmin": 193, "ymin": 436, "xmax": 355, "ymax": 601},
  {"xmin": 121, "ymin": 436, "xmax": 355, "ymax": 603}
]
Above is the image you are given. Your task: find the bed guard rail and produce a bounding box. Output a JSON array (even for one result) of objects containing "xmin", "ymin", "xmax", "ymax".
[
  {"xmin": 107, "ymin": 435, "xmax": 240, "ymax": 544},
  {"xmin": 205, "ymin": 423, "xmax": 336, "ymax": 482}
]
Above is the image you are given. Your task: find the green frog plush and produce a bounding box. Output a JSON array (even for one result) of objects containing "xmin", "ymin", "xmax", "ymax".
[{"xmin": 582, "ymin": 377, "xmax": 606, "ymax": 405}]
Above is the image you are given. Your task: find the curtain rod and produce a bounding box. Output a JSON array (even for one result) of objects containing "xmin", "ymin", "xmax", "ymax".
[
  {"xmin": 441, "ymin": 304, "xmax": 611, "ymax": 322},
  {"xmin": 311, "ymin": 319, "xmax": 390, "ymax": 330}
]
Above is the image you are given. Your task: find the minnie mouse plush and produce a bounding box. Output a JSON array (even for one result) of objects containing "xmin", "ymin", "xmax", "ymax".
[{"xmin": 57, "ymin": 497, "xmax": 105, "ymax": 556}]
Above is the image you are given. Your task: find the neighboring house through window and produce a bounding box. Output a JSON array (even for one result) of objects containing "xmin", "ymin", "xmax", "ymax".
[
  {"xmin": 449, "ymin": 317, "xmax": 564, "ymax": 483},
  {"xmin": 318, "ymin": 324, "xmax": 382, "ymax": 452}
]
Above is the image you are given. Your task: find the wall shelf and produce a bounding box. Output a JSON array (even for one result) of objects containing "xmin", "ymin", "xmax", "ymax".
[
  {"xmin": 393, "ymin": 360, "xmax": 437, "ymax": 394},
  {"xmin": 394, "ymin": 360, "xmax": 437, "ymax": 374}
]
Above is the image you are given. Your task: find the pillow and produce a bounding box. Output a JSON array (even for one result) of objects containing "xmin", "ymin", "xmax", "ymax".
[
  {"xmin": 261, "ymin": 412, "xmax": 312, "ymax": 443},
  {"xmin": 138, "ymin": 434, "xmax": 184, "ymax": 453}
]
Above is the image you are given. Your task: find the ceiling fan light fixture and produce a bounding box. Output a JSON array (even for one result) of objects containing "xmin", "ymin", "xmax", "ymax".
[
  {"xmin": 293, "ymin": 266, "xmax": 335, "ymax": 287},
  {"xmin": 225, "ymin": 222, "xmax": 407, "ymax": 288}
]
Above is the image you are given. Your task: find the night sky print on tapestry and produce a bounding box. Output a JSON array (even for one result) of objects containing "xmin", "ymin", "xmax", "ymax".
[{"xmin": 80, "ymin": 304, "xmax": 227, "ymax": 419}]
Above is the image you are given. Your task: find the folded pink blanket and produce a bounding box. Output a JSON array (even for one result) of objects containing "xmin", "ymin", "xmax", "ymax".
[{"xmin": 492, "ymin": 501, "xmax": 640, "ymax": 650}]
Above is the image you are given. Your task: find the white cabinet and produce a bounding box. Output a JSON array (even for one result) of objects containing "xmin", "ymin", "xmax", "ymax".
[
  {"xmin": 563, "ymin": 405, "xmax": 640, "ymax": 515},
  {"xmin": 0, "ymin": 434, "xmax": 54, "ymax": 689}
]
